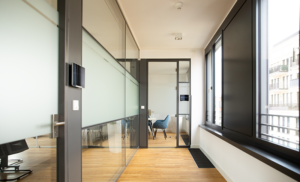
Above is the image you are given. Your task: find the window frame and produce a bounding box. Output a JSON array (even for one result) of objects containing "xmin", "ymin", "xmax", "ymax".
[
  {"xmin": 205, "ymin": 36, "xmax": 223, "ymax": 130},
  {"xmin": 256, "ymin": 0, "xmax": 300, "ymax": 159},
  {"xmin": 204, "ymin": 0, "xmax": 300, "ymax": 161}
]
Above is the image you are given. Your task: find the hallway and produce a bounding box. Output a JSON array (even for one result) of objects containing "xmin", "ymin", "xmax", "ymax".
[{"xmin": 118, "ymin": 148, "xmax": 225, "ymax": 182}]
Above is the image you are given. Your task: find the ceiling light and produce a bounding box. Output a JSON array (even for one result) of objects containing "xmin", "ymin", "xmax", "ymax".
[
  {"xmin": 174, "ymin": 33, "xmax": 182, "ymax": 40},
  {"xmin": 175, "ymin": 2, "xmax": 183, "ymax": 10}
]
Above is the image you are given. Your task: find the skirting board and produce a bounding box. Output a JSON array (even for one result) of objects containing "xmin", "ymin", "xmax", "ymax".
[
  {"xmin": 190, "ymin": 144, "xmax": 200, "ymax": 148},
  {"xmin": 199, "ymin": 146, "xmax": 233, "ymax": 182}
]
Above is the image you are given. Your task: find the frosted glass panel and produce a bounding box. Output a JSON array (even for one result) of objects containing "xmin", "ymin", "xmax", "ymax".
[
  {"xmin": 82, "ymin": 30, "xmax": 125, "ymax": 127},
  {"xmin": 0, "ymin": 0, "xmax": 59, "ymax": 145},
  {"xmin": 126, "ymin": 72, "xmax": 139, "ymax": 117}
]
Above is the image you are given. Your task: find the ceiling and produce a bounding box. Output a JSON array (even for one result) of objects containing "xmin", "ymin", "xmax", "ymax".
[{"xmin": 117, "ymin": 0, "xmax": 236, "ymax": 50}]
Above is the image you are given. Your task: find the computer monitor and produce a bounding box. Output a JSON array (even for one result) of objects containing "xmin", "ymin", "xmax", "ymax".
[{"xmin": 0, "ymin": 139, "xmax": 28, "ymax": 166}]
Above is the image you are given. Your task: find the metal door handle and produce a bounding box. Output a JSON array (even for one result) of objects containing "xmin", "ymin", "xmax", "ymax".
[{"xmin": 50, "ymin": 114, "xmax": 65, "ymax": 138}]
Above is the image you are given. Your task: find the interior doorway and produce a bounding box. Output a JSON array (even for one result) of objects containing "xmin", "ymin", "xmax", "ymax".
[{"xmin": 147, "ymin": 60, "xmax": 191, "ymax": 148}]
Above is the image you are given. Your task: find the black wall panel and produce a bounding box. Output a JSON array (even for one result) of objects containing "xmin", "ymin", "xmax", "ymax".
[{"xmin": 223, "ymin": 0, "xmax": 253, "ymax": 136}]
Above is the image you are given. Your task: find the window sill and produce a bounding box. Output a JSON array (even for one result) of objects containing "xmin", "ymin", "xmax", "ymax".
[{"xmin": 199, "ymin": 124, "xmax": 300, "ymax": 181}]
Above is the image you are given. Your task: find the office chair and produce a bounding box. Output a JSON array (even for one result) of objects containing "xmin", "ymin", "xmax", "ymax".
[{"xmin": 153, "ymin": 115, "xmax": 170, "ymax": 140}]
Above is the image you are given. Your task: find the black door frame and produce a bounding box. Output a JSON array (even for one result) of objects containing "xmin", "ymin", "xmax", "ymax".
[{"xmin": 142, "ymin": 59, "xmax": 191, "ymax": 148}]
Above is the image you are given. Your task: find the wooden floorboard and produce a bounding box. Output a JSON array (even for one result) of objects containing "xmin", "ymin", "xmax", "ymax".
[{"xmin": 117, "ymin": 148, "xmax": 226, "ymax": 182}]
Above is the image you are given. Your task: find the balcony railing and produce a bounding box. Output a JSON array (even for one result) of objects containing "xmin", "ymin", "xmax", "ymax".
[
  {"xmin": 259, "ymin": 114, "xmax": 299, "ymax": 151},
  {"xmin": 269, "ymin": 65, "xmax": 288, "ymax": 74},
  {"xmin": 290, "ymin": 79, "xmax": 299, "ymax": 88},
  {"xmin": 269, "ymin": 83, "xmax": 288, "ymax": 90},
  {"xmin": 290, "ymin": 60, "xmax": 299, "ymax": 67},
  {"xmin": 269, "ymin": 103, "xmax": 299, "ymax": 110}
]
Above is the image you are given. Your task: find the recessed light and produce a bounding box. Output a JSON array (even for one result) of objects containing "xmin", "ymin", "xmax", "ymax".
[
  {"xmin": 174, "ymin": 33, "xmax": 182, "ymax": 40},
  {"xmin": 175, "ymin": 2, "xmax": 183, "ymax": 11}
]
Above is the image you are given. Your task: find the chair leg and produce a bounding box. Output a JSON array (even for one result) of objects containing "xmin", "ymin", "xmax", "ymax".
[
  {"xmin": 154, "ymin": 129, "xmax": 157, "ymax": 138},
  {"xmin": 163, "ymin": 129, "xmax": 167, "ymax": 140}
]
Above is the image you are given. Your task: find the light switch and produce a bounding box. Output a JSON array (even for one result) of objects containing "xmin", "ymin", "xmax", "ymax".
[
  {"xmin": 73, "ymin": 100, "xmax": 79, "ymax": 111},
  {"xmin": 141, "ymin": 106, "xmax": 145, "ymax": 109}
]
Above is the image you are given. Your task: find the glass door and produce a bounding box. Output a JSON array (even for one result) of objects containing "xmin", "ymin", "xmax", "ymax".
[
  {"xmin": 177, "ymin": 61, "xmax": 191, "ymax": 147},
  {"xmin": 0, "ymin": 0, "xmax": 61, "ymax": 181}
]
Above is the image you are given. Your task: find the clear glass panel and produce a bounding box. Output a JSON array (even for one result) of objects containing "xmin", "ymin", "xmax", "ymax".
[
  {"xmin": 126, "ymin": 72, "xmax": 139, "ymax": 117},
  {"xmin": 259, "ymin": 0, "xmax": 299, "ymax": 150},
  {"xmin": 83, "ymin": 0, "xmax": 126, "ymax": 67},
  {"xmin": 124, "ymin": 116, "xmax": 139, "ymax": 165},
  {"xmin": 206, "ymin": 52, "xmax": 213, "ymax": 122},
  {"xmin": 148, "ymin": 62, "xmax": 177, "ymax": 147},
  {"xmin": 82, "ymin": 29, "xmax": 125, "ymax": 127},
  {"xmin": 179, "ymin": 83, "xmax": 190, "ymax": 114},
  {"xmin": 82, "ymin": 120, "xmax": 125, "ymax": 182},
  {"xmin": 178, "ymin": 115, "xmax": 190, "ymax": 146},
  {"xmin": 126, "ymin": 25, "xmax": 139, "ymax": 79},
  {"xmin": 214, "ymin": 40, "xmax": 222, "ymax": 126},
  {"xmin": 179, "ymin": 61, "xmax": 190, "ymax": 82}
]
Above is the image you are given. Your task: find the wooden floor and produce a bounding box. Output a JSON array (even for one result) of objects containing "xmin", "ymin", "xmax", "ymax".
[
  {"xmin": 118, "ymin": 148, "xmax": 226, "ymax": 182},
  {"xmin": 148, "ymin": 132, "xmax": 188, "ymax": 147}
]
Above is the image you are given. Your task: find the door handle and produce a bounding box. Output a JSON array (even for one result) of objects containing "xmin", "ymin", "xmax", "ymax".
[{"xmin": 50, "ymin": 114, "xmax": 65, "ymax": 138}]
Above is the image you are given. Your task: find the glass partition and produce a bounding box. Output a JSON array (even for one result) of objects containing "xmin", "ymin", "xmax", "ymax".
[
  {"xmin": 179, "ymin": 61, "xmax": 190, "ymax": 82},
  {"xmin": 126, "ymin": 25, "xmax": 139, "ymax": 79},
  {"xmin": 178, "ymin": 115, "xmax": 190, "ymax": 146},
  {"xmin": 0, "ymin": 0, "xmax": 59, "ymax": 181},
  {"xmin": 82, "ymin": 29, "xmax": 125, "ymax": 127},
  {"xmin": 83, "ymin": 0, "xmax": 126, "ymax": 67},
  {"xmin": 82, "ymin": 120, "xmax": 125, "ymax": 182}
]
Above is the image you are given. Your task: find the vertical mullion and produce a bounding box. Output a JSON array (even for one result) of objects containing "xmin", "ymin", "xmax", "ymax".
[
  {"xmin": 212, "ymin": 45, "xmax": 216, "ymax": 125},
  {"xmin": 176, "ymin": 61, "xmax": 179, "ymax": 147}
]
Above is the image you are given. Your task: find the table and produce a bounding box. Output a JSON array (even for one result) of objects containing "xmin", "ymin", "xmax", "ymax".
[{"xmin": 148, "ymin": 118, "xmax": 156, "ymax": 139}]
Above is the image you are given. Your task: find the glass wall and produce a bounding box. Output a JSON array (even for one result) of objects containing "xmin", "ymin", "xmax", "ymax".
[
  {"xmin": 82, "ymin": 0, "xmax": 126, "ymax": 67},
  {"xmin": 126, "ymin": 25, "xmax": 139, "ymax": 80},
  {"xmin": 82, "ymin": 0, "xmax": 140, "ymax": 181},
  {"xmin": 258, "ymin": 0, "xmax": 299, "ymax": 151},
  {"xmin": 0, "ymin": 0, "xmax": 59, "ymax": 181}
]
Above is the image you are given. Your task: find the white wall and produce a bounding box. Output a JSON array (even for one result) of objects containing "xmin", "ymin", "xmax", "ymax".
[
  {"xmin": 199, "ymin": 128, "xmax": 297, "ymax": 182},
  {"xmin": 141, "ymin": 48, "xmax": 205, "ymax": 147}
]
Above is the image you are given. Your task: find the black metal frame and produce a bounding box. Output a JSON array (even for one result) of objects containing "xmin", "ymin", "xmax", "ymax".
[
  {"xmin": 203, "ymin": 0, "xmax": 300, "ymax": 176},
  {"xmin": 204, "ymin": 37, "xmax": 223, "ymax": 131},
  {"xmin": 146, "ymin": 59, "xmax": 191, "ymax": 148}
]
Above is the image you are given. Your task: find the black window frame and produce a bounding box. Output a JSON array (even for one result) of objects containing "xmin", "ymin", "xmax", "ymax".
[
  {"xmin": 205, "ymin": 36, "xmax": 223, "ymax": 130},
  {"xmin": 204, "ymin": 0, "xmax": 300, "ymax": 164}
]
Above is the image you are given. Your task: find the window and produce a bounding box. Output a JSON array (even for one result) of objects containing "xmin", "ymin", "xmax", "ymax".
[
  {"xmin": 205, "ymin": 38, "xmax": 222, "ymax": 127},
  {"xmin": 258, "ymin": 0, "xmax": 299, "ymax": 151}
]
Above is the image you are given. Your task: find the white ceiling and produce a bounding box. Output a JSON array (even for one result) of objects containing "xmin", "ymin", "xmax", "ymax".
[{"xmin": 118, "ymin": 0, "xmax": 236, "ymax": 50}]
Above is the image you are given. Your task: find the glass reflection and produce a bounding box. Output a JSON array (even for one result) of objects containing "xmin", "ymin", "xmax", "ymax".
[
  {"xmin": 178, "ymin": 115, "xmax": 190, "ymax": 146},
  {"xmin": 82, "ymin": 120, "xmax": 126, "ymax": 182}
]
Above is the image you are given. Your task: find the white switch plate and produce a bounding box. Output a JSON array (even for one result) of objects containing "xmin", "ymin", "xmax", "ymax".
[
  {"xmin": 141, "ymin": 106, "xmax": 145, "ymax": 109},
  {"xmin": 73, "ymin": 100, "xmax": 79, "ymax": 111}
]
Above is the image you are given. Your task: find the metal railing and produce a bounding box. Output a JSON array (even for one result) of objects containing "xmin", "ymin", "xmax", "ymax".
[
  {"xmin": 290, "ymin": 60, "xmax": 299, "ymax": 67},
  {"xmin": 259, "ymin": 114, "xmax": 299, "ymax": 150},
  {"xmin": 269, "ymin": 103, "xmax": 299, "ymax": 110},
  {"xmin": 269, "ymin": 83, "xmax": 288, "ymax": 90},
  {"xmin": 269, "ymin": 65, "xmax": 288, "ymax": 74}
]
